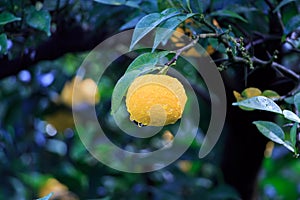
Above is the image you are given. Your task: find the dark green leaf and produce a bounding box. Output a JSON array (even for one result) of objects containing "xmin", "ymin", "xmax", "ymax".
[
  {"xmin": 290, "ymin": 123, "xmax": 297, "ymax": 147},
  {"xmin": 152, "ymin": 13, "xmax": 197, "ymax": 51},
  {"xmin": 125, "ymin": 1, "xmax": 141, "ymax": 8},
  {"xmin": 253, "ymin": 121, "xmax": 285, "ymax": 144},
  {"xmin": 43, "ymin": 0, "xmax": 68, "ymax": 11},
  {"xmin": 94, "ymin": 0, "xmax": 126, "ymax": 5},
  {"xmin": 226, "ymin": 5, "xmax": 258, "ymax": 13},
  {"xmin": 189, "ymin": 0, "xmax": 205, "ymax": 13},
  {"xmin": 284, "ymin": 96, "xmax": 294, "ymax": 104},
  {"xmin": 25, "ymin": 7, "xmax": 51, "ymax": 36},
  {"xmin": 186, "ymin": 0, "xmax": 193, "ymax": 13},
  {"xmin": 210, "ymin": 9, "xmax": 248, "ymax": 23},
  {"xmin": 273, "ymin": 0, "xmax": 295, "ymax": 13},
  {"xmin": 126, "ymin": 51, "xmax": 169, "ymax": 73},
  {"xmin": 284, "ymin": 14, "xmax": 300, "ymax": 34},
  {"xmin": 111, "ymin": 70, "xmax": 140, "ymax": 114},
  {"xmin": 261, "ymin": 90, "xmax": 280, "ymax": 99},
  {"xmin": 95, "ymin": 0, "xmax": 141, "ymax": 8},
  {"xmin": 232, "ymin": 96, "xmax": 282, "ymax": 114},
  {"xmin": 0, "ymin": 11, "xmax": 21, "ymax": 25},
  {"xmin": 139, "ymin": 0, "xmax": 158, "ymax": 13},
  {"xmin": 294, "ymin": 92, "xmax": 300, "ymax": 114},
  {"xmin": 120, "ymin": 14, "xmax": 145, "ymax": 31},
  {"xmin": 283, "ymin": 110, "xmax": 300, "ymax": 123},
  {"xmin": 0, "ymin": 33, "xmax": 7, "ymax": 54},
  {"xmin": 130, "ymin": 8, "xmax": 181, "ymax": 50},
  {"xmin": 283, "ymin": 141, "xmax": 295, "ymax": 152},
  {"xmin": 37, "ymin": 193, "xmax": 53, "ymax": 200}
]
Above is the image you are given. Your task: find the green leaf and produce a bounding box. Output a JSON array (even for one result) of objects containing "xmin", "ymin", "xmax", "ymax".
[
  {"xmin": 225, "ymin": 5, "xmax": 258, "ymax": 13},
  {"xmin": 210, "ymin": 9, "xmax": 248, "ymax": 23},
  {"xmin": 284, "ymin": 14, "xmax": 300, "ymax": 34},
  {"xmin": 152, "ymin": 13, "xmax": 197, "ymax": 51},
  {"xmin": 111, "ymin": 70, "xmax": 140, "ymax": 114},
  {"xmin": 126, "ymin": 51, "xmax": 169, "ymax": 73},
  {"xmin": 283, "ymin": 110, "xmax": 300, "ymax": 123},
  {"xmin": 290, "ymin": 123, "xmax": 297, "ymax": 147},
  {"xmin": 232, "ymin": 96, "xmax": 282, "ymax": 114},
  {"xmin": 283, "ymin": 141, "xmax": 295, "ymax": 152},
  {"xmin": 37, "ymin": 193, "xmax": 53, "ymax": 200},
  {"xmin": 94, "ymin": 0, "xmax": 141, "ymax": 8},
  {"xmin": 294, "ymin": 92, "xmax": 300, "ymax": 115},
  {"xmin": 94, "ymin": 0, "xmax": 126, "ymax": 5},
  {"xmin": 262, "ymin": 90, "xmax": 280, "ymax": 99},
  {"xmin": 0, "ymin": 33, "xmax": 7, "ymax": 54},
  {"xmin": 186, "ymin": 0, "xmax": 192, "ymax": 13},
  {"xmin": 284, "ymin": 96, "xmax": 294, "ymax": 104},
  {"xmin": 130, "ymin": 8, "xmax": 181, "ymax": 50},
  {"xmin": 273, "ymin": 0, "xmax": 295, "ymax": 13},
  {"xmin": 0, "ymin": 11, "xmax": 21, "ymax": 25},
  {"xmin": 253, "ymin": 121, "xmax": 285, "ymax": 144},
  {"xmin": 25, "ymin": 7, "xmax": 51, "ymax": 36},
  {"xmin": 43, "ymin": 0, "xmax": 68, "ymax": 11}
]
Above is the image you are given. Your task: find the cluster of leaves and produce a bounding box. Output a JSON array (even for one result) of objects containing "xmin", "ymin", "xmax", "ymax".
[
  {"xmin": 233, "ymin": 92, "xmax": 300, "ymax": 156},
  {"xmin": 1, "ymin": 0, "xmax": 300, "ymax": 199},
  {"xmin": 112, "ymin": 0, "xmax": 300, "ymax": 155},
  {"xmin": 0, "ymin": 0, "xmax": 53, "ymax": 56}
]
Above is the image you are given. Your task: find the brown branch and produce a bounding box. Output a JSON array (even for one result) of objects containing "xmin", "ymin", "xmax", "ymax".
[
  {"xmin": 0, "ymin": 26, "xmax": 108, "ymax": 79},
  {"xmin": 165, "ymin": 35, "xmax": 201, "ymax": 66},
  {"xmin": 264, "ymin": 0, "xmax": 284, "ymax": 33}
]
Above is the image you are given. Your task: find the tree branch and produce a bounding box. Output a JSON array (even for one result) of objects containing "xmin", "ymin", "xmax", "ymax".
[
  {"xmin": 0, "ymin": 26, "xmax": 108, "ymax": 79},
  {"xmin": 165, "ymin": 35, "xmax": 201, "ymax": 67}
]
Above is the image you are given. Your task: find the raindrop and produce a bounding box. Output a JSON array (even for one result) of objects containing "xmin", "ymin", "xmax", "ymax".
[
  {"xmin": 133, "ymin": 120, "xmax": 146, "ymax": 127},
  {"xmin": 46, "ymin": 124, "xmax": 57, "ymax": 136}
]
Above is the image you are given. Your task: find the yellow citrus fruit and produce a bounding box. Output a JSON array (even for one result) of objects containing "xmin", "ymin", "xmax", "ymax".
[
  {"xmin": 38, "ymin": 178, "xmax": 68, "ymax": 198},
  {"xmin": 60, "ymin": 76, "xmax": 100, "ymax": 107},
  {"xmin": 125, "ymin": 74, "xmax": 187, "ymax": 126},
  {"xmin": 44, "ymin": 110, "xmax": 74, "ymax": 132}
]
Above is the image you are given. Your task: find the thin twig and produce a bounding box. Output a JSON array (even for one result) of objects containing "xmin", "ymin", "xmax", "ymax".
[
  {"xmin": 245, "ymin": 39, "xmax": 264, "ymax": 50},
  {"xmin": 251, "ymin": 57, "xmax": 300, "ymax": 81},
  {"xmin": 198, "ymin": 33, "xmax": 218, "ymax": 38},
  {"xmin": 263, "ymin": 0, "xmax": 284, "ymax": 32},
  {"xmin": 165, "ymin": 35, "xmax": 200, "ymax": 66},
  {"xmin": 211, "ymin": 55, "xmax": 300, "ymax": 82}
]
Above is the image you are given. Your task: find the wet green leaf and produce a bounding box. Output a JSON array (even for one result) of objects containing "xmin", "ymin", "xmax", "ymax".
[
  {"xmin": 210, "ymin": 9, "xmax": 248, "ymax": 23},
  {"xmin": 111, "ymin": 70, "xmax": 140, "ymax": 114},
  {"xmin": 253, "ymin": 121, "xmax": 285, "ymax": 144},
  {"xmin": 283, "ymin": 110, "xmax": 300, "ymax": 123},
  {"xmin": 130, "ymin": 8, "xmax": 181, "ymax": 50},
  {"xmin": 232, "ymin": 96, "xmax": 282, "ymax": 114},
  {"xmin": 153, "ymin": 13, "xmax": 197, "ymax": 51},
  {"xmin": 126, "ymin": 51, "xmax": 169, "ymax": 73}
]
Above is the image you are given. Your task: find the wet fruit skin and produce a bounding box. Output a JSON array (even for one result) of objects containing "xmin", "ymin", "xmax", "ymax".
[{"xmin": 125, "ymin": 74, "xmax": 187, "ymax": 126}]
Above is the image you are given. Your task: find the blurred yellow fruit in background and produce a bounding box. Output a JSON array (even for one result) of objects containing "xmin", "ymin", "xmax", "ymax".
[
  {"xmin": 39, "ymin": 178, "xmax": 67, "ymax": 197},
  {"xmin": 60, "ymin": 76, "xmax": 100, "ymax": 107}
]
